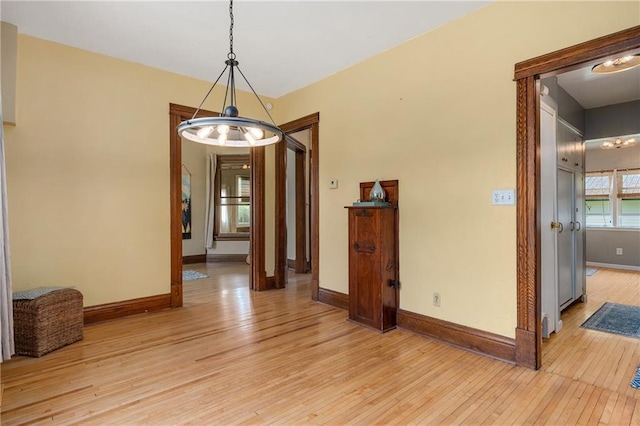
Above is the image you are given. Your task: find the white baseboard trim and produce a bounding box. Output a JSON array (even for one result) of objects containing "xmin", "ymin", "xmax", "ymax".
[{"xmin": 587, "ymin": 262, "xmax": 640, "ymax": 272}]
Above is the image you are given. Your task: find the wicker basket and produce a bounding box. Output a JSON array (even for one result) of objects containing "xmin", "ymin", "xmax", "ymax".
[{"xmin": 13, "ymin": 288, "xmax": 84, "ymax": 357}]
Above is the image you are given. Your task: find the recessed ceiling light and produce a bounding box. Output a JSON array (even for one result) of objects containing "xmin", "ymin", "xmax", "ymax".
[{"xmin": 592, "ymin": 54, "xmax": 640, "ymax": 74}]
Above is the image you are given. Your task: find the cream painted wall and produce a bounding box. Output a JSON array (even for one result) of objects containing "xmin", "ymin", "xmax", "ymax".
[
  {"xmin": 4, "ymin": 35, "xmax": 278, "ymax": 306},
  {"xmin": 276, "ymin": 1, "xmax": 640, "ymax": 338},
  {"xmin": 181, "ymin": 140, "xmax": 206, "ymax": 256}
]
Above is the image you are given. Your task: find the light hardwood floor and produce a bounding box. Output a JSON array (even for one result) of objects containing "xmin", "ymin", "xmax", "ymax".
[{"xmin": 1, "ymin": 264, "xmax": 639, "ymax": 424}]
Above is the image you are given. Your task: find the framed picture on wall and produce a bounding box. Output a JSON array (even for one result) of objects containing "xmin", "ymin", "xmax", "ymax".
[{"xmin": 182, "ymin": 172, "xmax": 191, "ymax": 240}]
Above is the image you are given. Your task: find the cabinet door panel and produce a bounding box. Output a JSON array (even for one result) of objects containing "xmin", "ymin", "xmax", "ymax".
[
  {"xmin": 347, "ymin": 207, "xmax": 397, "ymax": 331},
  {"xmin": 557, "ymin": 169, "xmax": 574, "ymax": 307}
]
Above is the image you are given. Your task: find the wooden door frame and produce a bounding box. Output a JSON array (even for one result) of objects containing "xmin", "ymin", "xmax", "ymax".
[
  {"xmin": 169, "ymin": 103, "xmax": 270, "ymax": 305},
  {"xmin": 513, "ymin": 26, "xmax": 640, "ymax": 369},
  {"xmin": 287, "ymin": 137, "xmax": 309, "ymax": 274},
  {"xmin": 275, "ymin": 113, "xmax": 320, "ymax": 299}
]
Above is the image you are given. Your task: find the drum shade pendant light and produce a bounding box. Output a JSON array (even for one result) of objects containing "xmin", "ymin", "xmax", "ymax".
[{"xmin": 178, "ymin": 0, "xmax": 283, "ymax": 147}]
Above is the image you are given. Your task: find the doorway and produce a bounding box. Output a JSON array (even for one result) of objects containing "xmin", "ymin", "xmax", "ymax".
[
  {"xmin": 514, "ymin": 25, "xmax": 640, "ymax": 369},
  {"xmin": 171, "ymin": 106, "xmax": 320, "ymax": 305},
  {"xmin": 286, "ymin": 131, "xmax": 311, "ymax": 274},
  {"xmin": 276, "ymin": 113, "xmax": 320, "ymax": 299}
]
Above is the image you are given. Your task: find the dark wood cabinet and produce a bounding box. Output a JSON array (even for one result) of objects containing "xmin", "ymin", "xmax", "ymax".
[{"xmin": 346, "ymin": 206, "xmax": 398, "ymax": 332}]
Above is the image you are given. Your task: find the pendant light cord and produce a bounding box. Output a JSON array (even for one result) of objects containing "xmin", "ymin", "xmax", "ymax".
[
  {"xmin": 188, "ymin": 0, "xmax": 280, "ymax": 128},
  {"xmin": 228, "ymin": 0, "xmax": 235, "ymax": 59}
]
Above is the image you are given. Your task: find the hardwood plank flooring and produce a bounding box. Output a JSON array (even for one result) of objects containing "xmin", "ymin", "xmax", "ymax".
[{"xmin": 1, "ymin": 263, "xmax": 639, "ymax": 424}]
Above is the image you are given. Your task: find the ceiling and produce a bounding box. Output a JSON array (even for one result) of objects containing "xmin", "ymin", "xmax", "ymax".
[
  {"xmin": 4, "ymin": 1, "xmax": 637, "ymax": 107},
  {"xmin": 2, "ymin": 1, "xmax": 491, "ymax": 98},
  {"xmin": 557, "ymin": 59, "xmax": 640, "ymax": 110}
]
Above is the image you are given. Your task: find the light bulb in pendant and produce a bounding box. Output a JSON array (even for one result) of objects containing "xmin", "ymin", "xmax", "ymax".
[
  {"xmin": 197, "ymin": 126, "xmax": 214, "ymax": 139},
  {"xmin": 217, "ymin": 125, "xmax": 230, "ymax": 135},
  {"xmin": 248, "ymin": 127, "xmax": 264, "ymax": 139},
  {"xmin": 218, "ymin": 133, "xmax": 227, "ymax": 146},
  {"xmin": 244, "ymin": 131, "xmax": 257, "ymax": 146}
]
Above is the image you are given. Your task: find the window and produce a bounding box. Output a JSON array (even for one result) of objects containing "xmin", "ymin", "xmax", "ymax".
[
  {"xmin": 585, "ymin": 172, "xmax": 612, "ymax": 227},
  {"xmin": 585, "ymin": 169, "xmax": 640, "ymax": 229},
  {"xmin": 215, "ymin": 155, "xmax": 250, "ymax": 240},
  {"xmin": 617, "ymin": 170, "xmax": 640, "ymax": 228},
  {"xmin": 236, "ymin": 176, "xmax": 250, "ymax": 227}
]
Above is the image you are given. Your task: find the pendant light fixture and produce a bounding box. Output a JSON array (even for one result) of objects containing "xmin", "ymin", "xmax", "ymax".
[
  {"xmin": 592, "ymin": 54, "xmax": 640, "ymax": 74},
  {"xmin": 178, "ymin": 0, "xmax": 283, "ymax": 147}
]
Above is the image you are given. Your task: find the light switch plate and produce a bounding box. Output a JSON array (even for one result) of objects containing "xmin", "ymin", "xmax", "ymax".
[
  {"xmin": 329, "ymin": 179, "xmax": 338, "ymax": 189},
  {"xmin": 492, "ymin": 189, "xmax": 515, "ymax": 205}
]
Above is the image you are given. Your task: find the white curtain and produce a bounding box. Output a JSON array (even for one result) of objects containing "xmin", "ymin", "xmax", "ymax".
[
  {"xmin": 204, "ymin": 153, "xmax": 217, "ymax": 249},
  {"xmin": 0, "ymin": 121, "xmax": 15, "ymax": 362}
]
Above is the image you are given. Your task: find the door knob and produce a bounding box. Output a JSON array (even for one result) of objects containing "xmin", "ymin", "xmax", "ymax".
[{"xmin": 551, "ymin": 222, "xmax": 564, "ymax": 233}]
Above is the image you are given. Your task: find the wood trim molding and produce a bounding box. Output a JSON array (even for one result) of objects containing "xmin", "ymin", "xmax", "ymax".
[
  {"xmin": 318, "ymin": 288, "xmax": 349, "ymax": 311},
  {"xmin": 288, "ymin": 259, "xmax": 311, "ymax": 271},
  {"xmin": 169, "ymin": 110, "xmax": 184, "ymax": 308},
  {"xmin": 515, "ymin": 76, "xmax": 541, "ymax": 369},
  {"xmin": 294, "ymin": 150, "xmax": 306, "ymax": 274},
  {"xmin": 275, "ymin": 138, "xmax": 287, "ymax": 289},
  {"xmin": 280, "ymin": 112, "xmax": 320, "ymax": 131},
  {"xmin": 207, "ymin": 254, "xmax": 247, "ymax": 263},
  {"xmin": 279, "ymin": 113, "xmax": 320, "ymax": 301},
  {"xmin": 397, "ymin": 309, "xmax": 516, "ymax": 364},
  {"xmin": 250, "ymin": 146, "xmax": 267, "ymax": 291},
  {"xmin": 182, "ymin": 254, "xmax": 207, "ymax": 264},
  {"xmin": 265, "ymin": 276, "xmax": 276, "ymax": 291},
  {"xmin": 513, "ymin": 26, "xmax": 640, "ymax": 370},
  {"xmin": 286, "ymin": 135, "xmax": 307, "ymax": 153},
  {"xmin": 84, "ymin": 294, "xmax": 171, "ymax": 324},
  {"xmin": 514, "ymin": 26, "xmax": 640, "ymax": 80},
  {"xmin": 169, "ymin": 103, "xmax": 219, "ymax": 309}
]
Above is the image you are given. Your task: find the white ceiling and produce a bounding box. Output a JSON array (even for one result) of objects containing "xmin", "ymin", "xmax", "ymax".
[
  {"xmin": 1, "ymin": 1, "xmax": 491, "ymax": 98},
  {"xmin": 557, "ymin": 61, "xmax": 640, "ymax": 109}
]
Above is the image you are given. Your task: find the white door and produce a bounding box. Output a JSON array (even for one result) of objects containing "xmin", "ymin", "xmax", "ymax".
[{"xmin": 540, "ymin": 100, "xmax": 560, "ymax": 336}]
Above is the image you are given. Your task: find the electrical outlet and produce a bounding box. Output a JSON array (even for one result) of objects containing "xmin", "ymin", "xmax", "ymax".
[
  {"xmin": 433, "ymin": 292, "xmax": 441, "ymax": 307},
  {"xmin": 492, "ymin": 189, "xmax": 515, "ymax": 206},
  {"xmin": 616, "ymin": 248, "xmax": 623, "ymax": 255},
  {"xmin": 329, "ymin": 179, "xmax": 338, "ymax": 189}
]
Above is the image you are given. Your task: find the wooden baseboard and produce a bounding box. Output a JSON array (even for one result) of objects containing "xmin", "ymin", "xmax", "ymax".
[
  {"xmin": 182, "ymin": 254, "xmax": 207, "ymax": 264},
  {"xmin": 515, "ymin": 327, "xmax": 539, "ymax": 369},
  {"xmin": 287, "ymin": 259, "xmax": 311, "ymax": 272},
  {"xmin": 318, "ymin": 288, "xmax": 349, "ymax": 311},
  {"xmin": 265, "ymin": 276, "xmax": 276, "ymax": 290},
  {"xmin": 397, "ymin": 309, "xmax": 516, "ymax": 364},
  {"xmin": 207, "ymin": 254, "xmax": 247, "ymax": 263},
  {"xmin": 84, "ymin": 294, "xmax": 171, "ymax": 324}
]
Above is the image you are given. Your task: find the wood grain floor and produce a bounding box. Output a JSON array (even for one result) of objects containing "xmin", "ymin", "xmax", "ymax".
[{"xmin": 1, "ymin": 263, "xmax": 639, "ymax": 425}]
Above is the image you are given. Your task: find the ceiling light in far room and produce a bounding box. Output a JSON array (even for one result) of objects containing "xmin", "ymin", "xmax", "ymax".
[
  {"xmin": 601, "ymin": 136, "xmax": 638, "ymax": 149},
  {"xmin": 592, "ymin": 54, "xmax": 640, "ymax": 74},
  {"xmin": 177, "ymin": 0, "xmax": 283, "ymax": 148}
]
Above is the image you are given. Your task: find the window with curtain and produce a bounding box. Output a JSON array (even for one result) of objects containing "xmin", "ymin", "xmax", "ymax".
[
  {"xmin": 215, "ymin": 155, "xmax": 250, "ymax": 240},
  {"xmin": 585, "ymin": 169, "xmax": 640, "ymax": 229}
]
